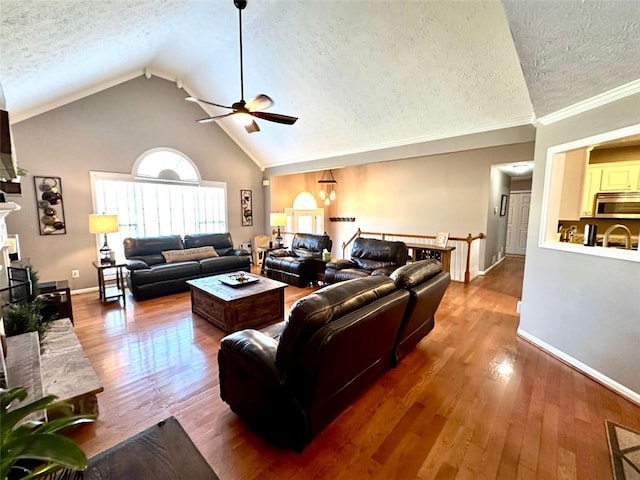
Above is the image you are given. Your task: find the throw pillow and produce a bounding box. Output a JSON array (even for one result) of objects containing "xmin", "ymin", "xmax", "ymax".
[{"xmin": 161, "ymin": 246, "xmax": 219, "ymax": 263}]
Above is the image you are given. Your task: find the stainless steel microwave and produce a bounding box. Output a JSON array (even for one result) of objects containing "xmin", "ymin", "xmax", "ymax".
[{"xmin": 594, "ymin": 192, "xmax": 640, "ymax": 218}]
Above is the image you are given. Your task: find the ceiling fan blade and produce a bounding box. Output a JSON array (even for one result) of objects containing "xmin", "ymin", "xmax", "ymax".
[
  {"xmin": 196, "ymin": 112, "xmax": 235, "ymax": 124},
  {"xmin": 250, "ymin": 111, "xmax": 298, "ymax": 125},
  {"xmin": 186, "ymin": 96, "xmax": 233, "ymax": 110},
  {"xmin": 245, "ymin": 94, "xmax": 273, "ymax": 112},
  {"xmin": 245, "ymin": 120, "xmax": 260, "ymax": 134}
]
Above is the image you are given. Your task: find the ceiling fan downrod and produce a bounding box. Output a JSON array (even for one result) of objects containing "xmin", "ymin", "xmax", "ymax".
[{"xmin": 235, "ymin": 0, "xmax": 247, "ymax": 102}]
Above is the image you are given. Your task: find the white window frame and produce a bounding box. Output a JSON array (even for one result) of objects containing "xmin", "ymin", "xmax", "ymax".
[{"xmin": 89, "ymin": 171, "xmax": 227, "ymax": 259}]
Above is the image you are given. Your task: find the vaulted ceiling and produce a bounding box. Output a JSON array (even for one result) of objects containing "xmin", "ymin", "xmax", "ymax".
[{"xmin": 1, "ymin": 1, "xmax": 639, "ymax": 170}]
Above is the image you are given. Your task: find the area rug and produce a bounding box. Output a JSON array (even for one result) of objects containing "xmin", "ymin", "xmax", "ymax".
[
  {"xmin": 606, "ymin": 420, "xmax": 640, "ymax": 480},
  {"xmin": 85, "ymin": 417, "xmax": 219, "ymax": 480}
]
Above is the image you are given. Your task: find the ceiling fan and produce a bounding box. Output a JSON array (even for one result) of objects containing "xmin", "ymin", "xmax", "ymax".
[{"xmin": 186, "ymin": 0, "xmax": 298, "ymax": 133}]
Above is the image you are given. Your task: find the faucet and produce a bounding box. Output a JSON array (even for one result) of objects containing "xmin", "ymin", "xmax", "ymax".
[{"xmin": 602, "ymin": 224, "xmax": 632, "ymax": 249}]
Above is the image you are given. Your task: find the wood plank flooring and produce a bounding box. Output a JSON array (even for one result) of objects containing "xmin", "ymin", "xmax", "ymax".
[{"xmin": 68, "ymin": 258, "xmax": 640, "ymax": 479}]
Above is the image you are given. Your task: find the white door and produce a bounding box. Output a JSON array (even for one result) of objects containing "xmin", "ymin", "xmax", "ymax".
[{"xmin": 506, "ymin": 192, "xmax": 531, "ymax": 256}]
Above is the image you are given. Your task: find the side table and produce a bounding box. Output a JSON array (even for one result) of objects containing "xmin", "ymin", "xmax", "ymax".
[{"xmin": 92, "ymin": 260, "xmax": 127, "ymax": 306}]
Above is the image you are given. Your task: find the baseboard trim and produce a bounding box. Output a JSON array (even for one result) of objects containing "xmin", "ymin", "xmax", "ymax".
[
  {"xmin": 517, "ymin": 328, "xmax": 640, "ymax": 406},
  {"xmin": 70, "ymin": 286, "xmax": 99, "ymax": 295},
  {"xmin": 479, "ymin": 256, "xmax": 505, "ymax": 276}
]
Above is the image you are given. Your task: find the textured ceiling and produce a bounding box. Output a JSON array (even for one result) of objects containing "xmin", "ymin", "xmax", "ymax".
[
  {"xmin": 0, "ymin": 1, "xmax": 638, "ymax": 169},
  {"xmin": 502, "ymin": 0, "xmax": 640, "ymax": 118}
]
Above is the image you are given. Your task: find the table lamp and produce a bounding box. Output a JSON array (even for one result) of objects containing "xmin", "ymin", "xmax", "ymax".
[
  {"xmin": 89, "ymin": 214, "xmax": 119, "ymax": 263},
  {"xmin": 270, "ymin": 213, "xmax": 287, "ymax": 247}
]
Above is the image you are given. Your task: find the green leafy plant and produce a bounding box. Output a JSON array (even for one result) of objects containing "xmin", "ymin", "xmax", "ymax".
[
  {"xmin": 2, "ymin": 299, "xmax": 49, "ymax": 341},
  {"xmin": 1, "ymin": 387, "xmax": 95, "ymax": 480},
  {"xmin": 2, "ymin": 266, "xmax": 50, "ymax": 342}
]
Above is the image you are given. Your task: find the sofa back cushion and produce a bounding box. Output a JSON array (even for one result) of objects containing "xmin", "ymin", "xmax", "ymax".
[
  {"xmin": 276, "ymin": 276, "xmax": 396, "ymax": 371},
  {"xmin": 123, "ymin": 235, "xmax": 184, "ymax": 266},
  {"xmin": 183, "ymin": 233, "xmax": 234, "ymax": 255},
  {"xmin": 351, "ymin": 238, "xmax": 408, "ymax": 270},
  {"xmin": 291, "ymin": 233, "xmax": 332, "ymax": 257},
  {"xmin": 390, "ymin": 259, "xmax": 442, "ymax": 288}
]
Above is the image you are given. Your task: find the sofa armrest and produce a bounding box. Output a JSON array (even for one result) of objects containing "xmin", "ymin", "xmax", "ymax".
[
  {"xmin": 326, "ymin": 259, "xmax": 356, "ymax": 270},
  {"xmin": 224, "ymin": 248, "xmax": 251, "ymax": 257},
  {"xmin": 269, "ymin": 248, "xmax": 293, "ymax": 257},
  {"xmin": 219, "ymin": 330, "xmax": 285, "ymax": 385},
  {"xmin": 371, "ymin": 265, "xmax": 399, "ymax": 276},
  {"xmin": 125, "ymin": 259, "xmax": 150, "ymax": 270},
  {"xmin": 218, "ymin": 329, "xmax": 308, "ymax": 450}
]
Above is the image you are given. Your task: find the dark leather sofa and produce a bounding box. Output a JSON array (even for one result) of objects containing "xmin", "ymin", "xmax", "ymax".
[
  {"xmin": 389, "ymin": 260, "xmax": 450, "ymax": 364},
  {"xmin": 324, "ymin": 237, "xmax": 408, "ymax": 284},
  {"xmin": 123, "ymin": 233, "xmax": 250, "ymax": 300},
  {"xmin": 218, "ymin": 259, "xmax": 449, "ymax": 451},
  {"xmin": 264, "ymin": 233, "xmax": 332, "ymax": 287}
]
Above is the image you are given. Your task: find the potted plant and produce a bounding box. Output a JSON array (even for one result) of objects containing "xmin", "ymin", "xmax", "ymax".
[
  {"xmin": 1, "ymin": 387, "xmax": 95, "ymax": 479},
  {"xmin": 1, "ymin": 266, "xmax": 51, "ymax": 342}
]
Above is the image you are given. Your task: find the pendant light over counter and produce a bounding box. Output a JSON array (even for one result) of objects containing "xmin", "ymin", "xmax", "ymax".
[{"xmin": 318, "ymin": 170, "xmax": 337, "ymax": 206}]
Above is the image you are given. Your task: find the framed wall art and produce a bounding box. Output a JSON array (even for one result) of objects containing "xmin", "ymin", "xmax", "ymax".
[
  {"xmin": 500, "ymin": 194, "xmax": 508, "ymax": 217},
  {"xmin": 241, "ymin": 189, "xmax": 253, "ymax": 226},
  {"xmin": 435, "ymin": 231, "xmax": 450, "ymax": 247},
  {"xmin": 34, "ymin": 176, "xmax": 67, "ymax": 235}
]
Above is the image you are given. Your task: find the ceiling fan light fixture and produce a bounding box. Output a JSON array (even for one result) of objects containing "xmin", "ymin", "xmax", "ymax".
[
  {"xmin": 234, "ymin": 112, "xmax": 254, "ymax": 127},
  {"xmin": 186, "ymin": 0, "xmax": 298, "ymax": 132}
]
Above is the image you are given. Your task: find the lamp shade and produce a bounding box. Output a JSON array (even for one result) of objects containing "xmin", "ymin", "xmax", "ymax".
[
  {"xmin": 270, "ymin": 213, "xmax": 287, "ymax": 227},
  {"xmin": 89, "ymin": 214, "xmax": 119, "ymax": 234}
]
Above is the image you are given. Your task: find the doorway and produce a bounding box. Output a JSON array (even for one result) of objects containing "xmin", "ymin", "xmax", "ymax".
[{"xmin": 506, "ymin": 191, "xmax": 531, "ymax": 256}]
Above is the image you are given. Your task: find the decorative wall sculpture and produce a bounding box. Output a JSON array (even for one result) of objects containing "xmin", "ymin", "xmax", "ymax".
[
  {"xmin": 34, "ymin": 176, "xmax": 66, "ymax": 235},
  {"xmin": 241, "ymin": 189, "xmax": 253, "ymax": 226}
]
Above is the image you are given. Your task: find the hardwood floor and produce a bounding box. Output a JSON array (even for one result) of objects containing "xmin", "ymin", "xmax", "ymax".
[{"xmin": 69, "ymin": 258, "xmax": 639, "ymax": 479}]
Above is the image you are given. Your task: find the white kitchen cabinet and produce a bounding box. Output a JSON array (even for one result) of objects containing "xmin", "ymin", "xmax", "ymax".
[
  {"xmin": 581, "ymin": 167, "xmax": 602, "ymax": 217},
  {"xmin": 599, "ymin": 162, "xmax": 640, "ymax": 191}
]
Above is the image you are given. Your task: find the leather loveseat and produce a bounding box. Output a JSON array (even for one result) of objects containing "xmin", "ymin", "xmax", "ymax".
[
  {"xmin": 218, "ymin": 259, "xmax": 449, "ymax": 451},
  {"xmin": 123, "ymin": 233, "xmax": 250, "ymax": 300},
  {"xmin": 264, "ymin": 233, "xmax": 332, "ymax": 287},
  {"xmin": 324, "ymin": 237, "xmax": 408, "ymax": 284}
]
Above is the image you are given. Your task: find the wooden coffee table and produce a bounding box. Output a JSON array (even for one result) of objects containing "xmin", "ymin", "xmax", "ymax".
[{"xmin": 187, "ymin": 273, "xmax": 287, "ymax": 333}]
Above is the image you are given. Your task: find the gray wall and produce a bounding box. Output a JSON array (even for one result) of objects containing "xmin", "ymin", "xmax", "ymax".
[
  {"xmin": 269, "ymin": 142, "xmax": 534, "ymax": 270},
  {"xmin": 520, "ymin": 91, "xmax": 640, "ymax": 397},
  {"xmin": 485, "ymin": 166, "xmax": 511, "ymax": 268},
  {"xmin": 7, "ymin": 76, "xmax": 264, "ymax": 290}
]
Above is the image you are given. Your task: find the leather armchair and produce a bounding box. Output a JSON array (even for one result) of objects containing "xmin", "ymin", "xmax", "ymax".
[
  {"xmin": 264, "ymin": 233, "xmax": 332, "ymax": 287},
  {"xmin": 324, "ymin": 237, "xmax": 408, "ymax": 284}
]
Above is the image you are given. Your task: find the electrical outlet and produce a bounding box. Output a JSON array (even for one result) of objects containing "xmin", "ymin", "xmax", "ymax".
[{"xmin": 71, "ymin": 269, "xmax": 80, "ymax": 278}]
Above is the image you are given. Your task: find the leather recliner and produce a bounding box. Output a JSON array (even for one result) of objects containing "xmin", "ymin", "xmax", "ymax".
[
  {"xmin": 324, "ymin": 237, "xmax": 408, "ymax": 284},
  {"xmin": 264, "ymin": 233, "xmax": 332, "ymax": 287}
]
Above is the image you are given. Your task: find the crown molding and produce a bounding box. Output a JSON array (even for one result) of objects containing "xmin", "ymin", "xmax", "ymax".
[{"xmin": 536, "ymin": 78, "xmax": 640, "ymax": 126}]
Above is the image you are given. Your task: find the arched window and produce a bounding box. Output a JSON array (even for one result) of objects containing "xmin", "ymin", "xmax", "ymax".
[
  {"xmin": 91, "ymin": 149, "xmax": 227, "ymax": 259},
  {"xmin": 133, "ymin": 148, "xmax": 200, "ymax": 183}
]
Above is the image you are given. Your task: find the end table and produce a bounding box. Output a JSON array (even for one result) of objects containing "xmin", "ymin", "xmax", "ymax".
[{"xmin": 91, "ymin": 260, "xmax": 126, "ymax": 306}]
